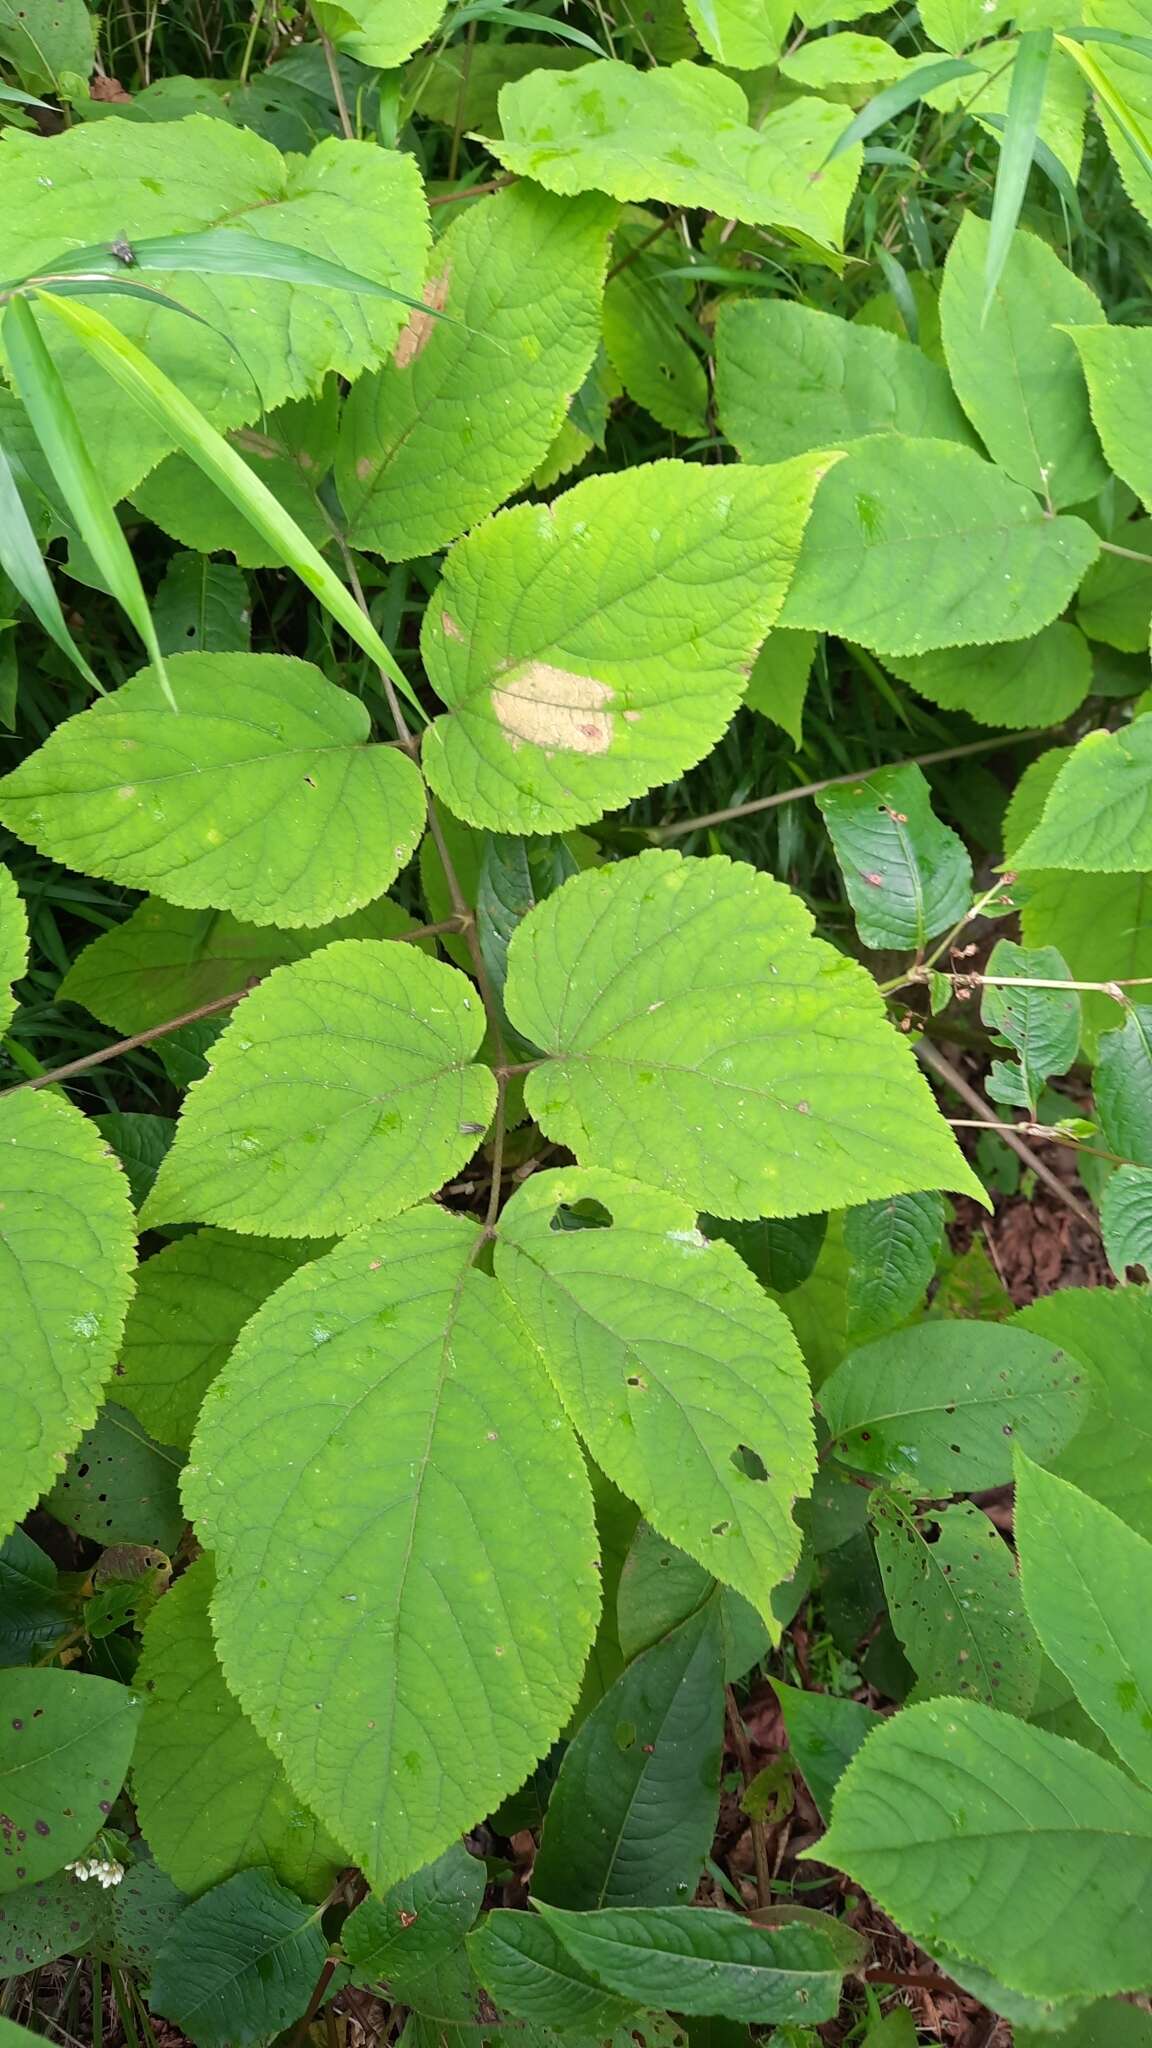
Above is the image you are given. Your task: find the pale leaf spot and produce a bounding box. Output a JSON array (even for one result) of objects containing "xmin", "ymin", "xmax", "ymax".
[
  {"xmin": 393, "ymin": 266, "xmax": 452, "ymax": 368},
  {"xmin": 492, "ymin": 663, "xmax": 614, "ymax": 756},
  {"xmin": 442, "ymin": 612, "xmax": 464, "ymax": 643}
]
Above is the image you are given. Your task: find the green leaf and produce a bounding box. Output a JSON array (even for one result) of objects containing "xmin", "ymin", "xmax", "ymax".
[
  {"xmin": 504, "ymin": 851, "xmax": 982, "ymax": 1219},
  {"xmin": 770, "ymin": 1681, "xmax": 879, "ymax": 1823},
  {"xmin": 981, "ymin": 938, "xmax": 1080, "ymax": 1114},
  {"xmin": 716, "ymin": 300, "xmax": 971, "ymax": 463},
  {"xmin": 821, "ymin": 57, "xmax": 980, "ymax": 159},
  {"xmin": 470, "ymin": 1909, "xmax": 638, "ymax": 2031},
  {"xmin": 939, "ymin": 215, "xmax": 1107, "ymax": 508},
  {"xmin": 1065, "ymin": 322, "xmax": 1152, "ymax": 510},
  {"xmin": 743, "ymin": 630, "xmax": 817, "ymax": 745},
  {"xmin": 1017, "ymin": 2003, "xmax": 1152, "ymax": 2047},
  {"xmin": 45, "ymin": 1403, "xmax": 184, "ymax": 1551},
  {"xmin": 133, "ymin": 1556, "xmax": 344, "ymax": 1899},
  {"xmin": 1010, "ymin": 716, "xmax": 1152, "ymax": 872},
  {"xmin": 0, "ymin": 117, "xmax": 428, "ymax": 502},
  {"xmin": 1075, "ymin": 522, "xmax": 1152, "ymax": 650},
  {"xmin": 0, "ymin": 1868, "xmax": 108, "ymax": 1980},
  {"xmin": 777, "ymin": 437, "xmax": 1099, "ymax": 656},
  {"xmin": 602, "ymin": 221, "xmax": 708, "ymax": 438},
  {"xmin": 496, "ymin": 1168, "xmax": 813, "ymax": 1618},
  {"xmin": 0, "ymin": 1668, "xmax": 141, "ymax": 1891},
  {"xmin": 154, "ymin": 551, "xmax": 250, "ymax": 657},
  {"xmin": 339, "ymin": 185, "xmax": 614, "ymax": 562},
  {"xmin": 141, "ymin": 941, "xmax": 493, "ymax": 1237},
  {"xmin": 1099, "ymin": 1163, "xmax": 1152, "ymax": 1278},
  {"xmin": 0, "ymin": 1529, "xmax": 75, "ymax": 1668},
  {"xmin": 0, "ymin": 652, "xmax": 424, "ymax": 927},
  {"xmin": 132, "ymin": 408, "xmax": 335, "ymax": 574},
  {"xmin": 95, "ymin": 1111, "xmax": 175, "ymax": 1212},
  {"xmin": 1015, "ymin": 1454, "xmax": 1152, "ymax": 1787},
  {"xmin": 871, "ymin": 1494, "xmax": 1040, "ymax": 1713},
  {"xmin": 843, "ymin": 1192, "xmax": 945, "ymax": 1344},
  {"xmin": 184, "ymin": 1211, "xmax": 599, "ymax": 1889},
  {"xmin": 344, "ymin": 1843, "xmax": 486, "ymax": 1991},
  {"xmin": 477, "ymin": 833, "xmax": 582, "ymax": 1000},
  {"xmin": 487, "ymin": 62, "xmax": 863, "ymax": 248},
  {"xmin": 1094, "ymin": 1004, "xmax": 1152, "ymax": 1160},
  {"xmin": 817, "ymin": 763, "xmax": 972, "ymax": 952},
  {"xmin": 419, "ymin": 457, "xmax": 832, "ymax": 834},
  {"xmin": 107, "ymin": 1856, "xmax": 187, "ymax": 1973},
  {"xmin": 534, "ymin": 1903, "xmax": 847, "ymax": 2025},
  {"xmin": 886, "ymin": 623, "xmax": 1093, "ymax": 730},
  {"xmin": 682, "ymin": 0, "xmax": 792, "ymax": 65},
  {"xmin": 0, "ymin": 435, "xmax": 102, "ymax": 693},
  {"xmin": 814, "ymin": 1697, "xmax": 1152, "ymax": 2000},
  {"xmin": 1016, "ymin": 1287, "xmax": 1152, "ymax": 1541},
  {"xmin": 616, "ymin": 1523, "xmax": 770, "ymax": 1682},
  {"xmin": 316, "ymin": 0, "xmax": 445, "ymax": 65},
  {"xmin": 983, "ymin": 31, "xmax": 1054, "ymax": 312},
  {"xmin": 702, "ymin": 1212, "xmax": 827, "ymax": 1298},
  {"xmin": 0, "ymin": 0, "xmax": 93, "ymax": 89},
  {"xmin": 149, "ymin": 1867, "xmax": 325, "ymax": 2048},
  {"xmin": 532, "ymin": 1597, "xmax": 724, "ymax": 1910},
  {"xmin": 0, "ymin": 1085, "xmax": 136, "ymax": 1538},
  {"xmin": 0, "ymin": 861, "xmax": 27, "ymax": 1038},
  {"xmin": 781, "ymin": 32, "xmax": 911, "ymax": 87},
  {"xmin": 819, "ymin": 1319, "xmax": 1090, "ymax": 1491}
]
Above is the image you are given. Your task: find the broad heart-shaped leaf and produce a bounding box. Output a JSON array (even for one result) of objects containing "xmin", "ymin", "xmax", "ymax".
[
  {"xmin": 487, "ymin": 62, "xmax": 863, "ymax": 247},
  {"xmin": 1066, "ymin": 322, "xmax": 1152, "ymax": 511},
  {"xmin": 777, "ymin": 436, "xmax": 1099, "ymax": 656},
  {"xmin": 0, "ymin": 1669, "xmax": 141, "ymax": 1891},
  {"xmin": 886, "ymin": 622, "xmax": 1093, "ymax": 730},
  {"xmin": 1016, "ymin": 1288, "xmax": 1152, "ymax": 1543},
  {"xmin": 118, "ymin": 1232, "xmax": 317, "ymax": 1452},
  {"xmin": 134, "ymin": 1557, "xmax": 346, "ymax": 1900},
  {"xmin": 1099, "ymin": 1165, "xmax": 1152, "ymax": 1281},
  {"xmin": 817, "ymin": 763, "xmax": 972, "ymax": 951},
  {"xmin": 339, "ymin": 184, "xmax": 615, "ymax": 562},
  {"xmin": 770, "ymin": 1681, "xmax": 879, "ymax": 1823},
  {"xmin": 1095, "ymin": 1005, "xmax": 1152, "ymax": 1163},
  {"xmin": 141, "ymin": 941, "xmax": 493, "ymax": 1238},
  {"xmin": 469, "ymin": 1908, "xmax": 637, "ymax": 2032},
  {"xmin": 0, "ymin": 863, "xmax": 27, "ymax": 1037},
  {"xmin": 535, "ymin": 1903, "xmax": 846, "ymax": 2025},
  {"xmin": 939, "ymin": 216, "xmax": 1108, "ymax": 509},
  {"xmin": 815, "ymin": 1698, "xmax": 1152, "ymax": 2000},
  {"xmin": 344, "ymin": 1843, "xmax": 486, "ymax": 1991},
  {"xmin": 870, "ymin": 1494, "xmax": 1040, "ymax": 1715},
  {"xmin": 0, "ymin": 119, "xmax": 428, "ymax": 504},
  {"xmin": 716, "ymin": 300, "xmax": 971, "ymax": 464},
  {"xmin": 496, "ymin": 1169, "xmax": 814, "ymax": 1620},
  {"xmin": 0, "ymin": 654, "xmax": 425, "ymax": 930},
  {"xmin": 504, "ymin": 851, "xmax": 982, "ymax": 1220},
  {"xmin": 531, "ymin": 1598, "xmax": 724, "ymax": 1911},
  {"xmin": 419, "ymin": 457, "xmax": 832, "ymax": 835},
  {"xmin": 843, "ymin": 1191, "xmax": 945, "ymax": 1345},
  {"xmin": 1013, "ymin": 716, "xmax": 1152, "ymax": 872},
  {"xmin": 149, "ymin": 1867, "xmax": 325, "ymax": 2048},
  {"xmin": 1015, "ymin": 1454, "xmax": 1152, "ymax": 1788},
  {"xmin": 183, "ymin": 1210, "xmax": 599, "ymax": 1889},
  {"xmin": 818, "ymin": 1320, "xmax": 1090, "ymax": 1493},
  {"xmin": 981, "ymin": 938, "xmax": 1079, "ymax": 1115},
  {"xmin": 0, "ymin": 1087, "xmax": 136, "ymax": 1538}
]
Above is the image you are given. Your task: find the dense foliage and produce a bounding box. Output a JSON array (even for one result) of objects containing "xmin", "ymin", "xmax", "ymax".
[{"xmin": 2, "ymin": 0, "xmax": 1152, "ymax": 2043}]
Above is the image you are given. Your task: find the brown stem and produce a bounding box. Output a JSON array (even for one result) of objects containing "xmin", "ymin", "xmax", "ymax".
[
  {"xmin": 916, "ymin": 1039, "xmax": 1101, "ymax": 1235},
  {"xmin": 308, "ymin": 1, "xmax": 354, "ymax": 140},
  {"xmin": 428, "ymin": 175, "xmax": 517, "ymax": 207},
  {"xmin": 725, "ymin": 1687, "xmax": 771, "ymax": 1910}
]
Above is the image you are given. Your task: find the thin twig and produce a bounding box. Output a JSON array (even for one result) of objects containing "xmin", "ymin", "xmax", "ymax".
[
  {"xmin": 916, "ymin": 1039, "xmax": 1100, "ymax": 1234},
  {"xmin": 725, "ymin": 1688, "xmax": 771, "ymax": 1910},
  {"xmin": 308, "ymin": 0, "xmax": 354, "ymax": 139},
  {"xmin": 923, "ymin": 969, "xmax": 1131, "ymax": 999},
  {"xmin": 947, "ymin": 1118, "xmax": 1129, "ymax": 1167},
  {"xmin": 428, "ymin": 175, "xmax": 517, "ymax": 207}
]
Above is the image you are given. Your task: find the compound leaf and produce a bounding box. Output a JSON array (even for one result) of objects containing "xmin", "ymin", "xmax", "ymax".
[
  {"xmin": 535, "ymin": 1903, "xmax": 847, "ymax": 2025},
  {"xmin": 149, "ymin": 1867, "xmax": 325, "ymax": 2048},
  {"xmin": 817, "ymin": 762, "xmax": 972, "ymax": 951},
  {"xmin": 0, "ymin": 1668, "xmax": 141, "ymax": 1892}
]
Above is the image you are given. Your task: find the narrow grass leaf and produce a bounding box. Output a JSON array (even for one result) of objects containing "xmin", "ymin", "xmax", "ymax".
[
  {"xmin": 823, "ymin": 58, "xmax": 979, "ymax": 163},
  {"xmin": 0, "ymin": 434, "xmax": 102, "ymax": 692},
  {"xmin": 983, "ymin": 31, "xmax": 1053, "ymax": 315}
]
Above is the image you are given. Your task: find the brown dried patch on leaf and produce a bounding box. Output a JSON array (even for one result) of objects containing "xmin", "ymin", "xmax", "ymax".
[
  {"xmin": 442, "ymin": 612, "xmax": 464, "ymax": 643},
  {"xmin": 491, "ymin": 663, "xmax": 614, "ymax": 755},
  {"xmin": 393, "ymin": 266, "xmax": 453, "ymax": 369}
]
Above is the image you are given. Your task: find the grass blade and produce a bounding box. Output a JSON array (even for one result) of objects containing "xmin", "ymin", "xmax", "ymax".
[
  {"xmin": 983, "ymin": 29, "xmax": 1053, "ymax": 315},
  {"xmin": 823, "ymin": 57, "xmax": 980, "ymax": 164},
  {"xmin": 1057, "ymin": 31, "xmax": 1152, "ymax": 184},
  {"xmin": 0, "ymin": 81, "xmax": 50, "ymax": 106},
  {"xmin": 2, "ymin": 295, "xmax": 176, "ymax": 709},
  {"xmin": 0, "ymin": 434, "xmax": 103, "ymax": 693},
  {"xmin": 34, "ymin": 290, "xmax": 426, "ymax": 717}
]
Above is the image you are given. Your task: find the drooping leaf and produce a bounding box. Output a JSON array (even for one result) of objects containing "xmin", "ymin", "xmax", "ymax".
[
  {"xmin": 770, "ymin": 1681, "xmax": 879, "ymax": 1822},
  {"xmin": 0, "ymin": 436, "xmax": 101, "ymax": 694},
  {"xmin": 469, "ymin": 1908, "xmax": 637, "ymax": 2031},
  {"xmin": 141, "ymin": 942, "xmax": 493, "ymax": 1237},
  {"xmin": 504, "ymin": 851, "xmax": 982, "ymax": 1219},
  {"xmin": 817, "ymin": 763, "xmax": 972, "ymax": 952},
  {"xmin": 487, "ymin": 61, "xmax": 863, "ymax": 247},
  {"xmin": 615, "ymin": 1523, "xmax": 770, "ymax": 1681},
  {"xmin": 0, "ymin": 1529, "xmax": 75, "ymax": 1669},
  {"xmin": 148, "ymin": 1867, "xmax": 326, "ymax": 2048},
  {"xmin": 743, "ymin": 629, "xmax": 818, "ymax": 744},
  {"xmin": 534, "ymin": 1903, "xmax": 847, "ymax": 2025},
  {"xmin": 1011, "ymin": 716, "xmax": 1152, "ymax": 872},
  {"xmin": 154, "ymin": 552, "xmax": 251, "ymax": 657},
  {"xmin": 716, "ymin": 299, "xmax": 971, "ymax": 464},
  {"xmin": 602, "ymin": 220, "xmax": 708, "ymax": 438},
  {"xmin": 343, "ymin": 1842, "xmax": 486, "ymax": 1991},
  {"xmin": 339, "ymin": 184, "xmax": 615, "ymax": 562},
  {"xmin": 818, "ymin": 1319, "xmax": 1089, "ymax": 1491},
  {"xmin": 0, "ymin": 862, "xmax": 27, "ymax": 1038},
  {"xmin": 45, "ymin": 1404, "xmax": 184, "ymax": 1551},
  {"xmin": 1099, "ymin": 1163, "xmax": 1152, "ymax": 1278},
  {"xmin": 0, "ymin": 1085, "xmax": 136, "ymax": 1538},
  {"xmin": 815, "ymin": 1698, "xmax": 1152, "ymax": 2000},
  {"xmin": 184, "ymin": 1211, "xmax": 599, "ymax": 1889},
  {"xmin": 1015, "ymin": 1287, "xmax": 1152, "ymax": 1541},
  {"xmin": 1065, "ymin": 321, "xmax": 1152, "ymax": 511},
  {"xmin": 419, "ymin": 456, "xmax": 833, "ymax": 834},
  {"xmin": 980, "ymin": 938, "xmax": 1080, "ymax": 1114},
  {"xmin": 886, "ymin": 623, "xmax": 1092, "ymax": 730},
  {"xmin": 0, "ymin": 1668, "xmax": 141, "ymax": 1892},
  {"xmin": 0, "ymin": 653, "xmax": 425, "ymax": 928},
  {"xmin": 843, "ymin": 1192, "xmax": 945, "ymax": 1344},
  {"xmin": 1094, "ymin": 1004, "xmax": 1152, "ymax": 1161},
  {"xmin": 870, "ymin": 1494, "xmax": 1040, "ymax": 1713}
]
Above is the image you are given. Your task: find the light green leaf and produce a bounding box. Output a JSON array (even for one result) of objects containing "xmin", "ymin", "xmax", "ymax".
[
  {"xmin": 535, "ymin": 1903, "xmax": 846, "ymax": 2025},
  {"xmin": 0, "ymin": 1668, "xmax": 140, "ymax": 1891},
  {"xmin": 344, "ymin": 1843, "xmax": 486, "ymax": 1991},
  {"xmin": 504, "ymin": 851, "xmax": 982, "ymax": 1219},
  {"xmin": 0, "ymin": 1085, "xmax": 136, "ymax": 1538},
  {"xmin": 420, "ymin": 458, "xmax": 832, "ymax": 834},
  {"xmin": 781, "ymin": 32, "xmax": 911, "ymax": 87},
  {"xmin": 817, "ymin": 762, "xmax": 972, "ymax": 952},
  {"xmin": 602, "ymin": 221, "xmax": 708, "ymax": 438},
  {"xmin": 0, "ymin": 653, "xmax": 425, "ymax": 928},
  {"xmin": 1065, "ymin": 322, "xmax": 1152, "ymax": 509},
  {"xmin": 682, "ymin": 0, "xmax": 792, "ymax": 65},
  {"xmin": 770, "ymin": 1680, "xmax": 879, "ymax": 1823},
  {"xmin": 1016, "ymin": 1454, "xmax": 1152, "ymax": 1788},
  {"xmin": 820, "ymin": 55, "xmax": 981, "ymax": 160},
  {"xmin": 843, "ymin": 1192, "xmax": 945, "ymax": 1344},
  {"xmin": 1099, "ymin": 1163, "xmax": 1152, "ymax": 1277},
  {"xmin": 922, "ymin": 40, "xmax": 1089, "ymax": 183},
  {"xmin": 1094, "ymin": 1003, "xmax": 1152, "ymax": 1160},
  {"xmin": 134, "ymin": 1557, "xmax": 345, "ymax": 1899},
  {"xmin": 716, "ymin": 300, "xmax": 971, "ymax": 463},
  {"xmin": 141, "ymin": 941, "xmax": 494, "ymax": 1238},
  {"xmin": 871, "ymin": 1494, "xmax": 1040, "ymax": 1713},
  {"xmin": 1067, "ymin": 0, "xmax": 1152, "ymax": 226},
  {"xmin": 316, "ymin": 0, "xmax": 444, "ymax": 65},
  {"xmin": 778, "ymin": 437, "xmax": 1099, "ymax": 656},
  {"xmin": 149, "ymin": 1867, "xmax": 325, "ymax": 2048},
  {"xmin": 819, "ymin": 1319, "xmax": 1090, "ymax": 1491},
  {"xmin": 981, "ymin": 938, "xmax": 1079, "ymax": 1114},
  {"xmin": 886, "ymin": 622, "xmax": 1092, "ymax": 730},
  {"xmin": 184, "ymin": 1211, "xmax": 599, "ymax": 1888},
  {"xmin": 487, "ymin": 62, "xmax": 863, "ymax": 248},
  {"xmin": 133, "ymin": 389, "xmax": 338, "ymax": 568},
  {"xmin": 743, "ymin": 630, "xmax": 817, "ymax": 745},
  {"xmin": 532, "ymin": 1598, "xmax": 724, "ymax": 1910},
  {"xmin": 0, "ymin": 0, "xmax": 93, "ymax": 89},
  {"xmin": 1016, "ymin": 1287, "xmax": 1152, "ymax": 1542},
  {"xmin": 496, "ymin": 1168, "xmax": 814, "ymax": 1619},
  {"xmin": 154, "ymin": 552, "xmax": 250, "ymax": 657},
  {"xmin": 339, "ymin": 185, "xmax": 615, "ymax": 562},
  {"xmin": 1011, "ymin": 715, "xmax": 1152, "ymax": 871},
  {"xmin": 0, "ymin": 117, "xmax": 429, "ymax": 502},
  {"xmin": 469, "ymin": 1908, "xmax": 637, "ymax": 2031},
  {"xmin": 815, "ymin": 1697, "xmax": 1152, "ymax": 2000},
  {"xmin": 0, "ymin": 861, "xmax": 27, "ymax": 1037},
  {"xmin": 939, "ymin": 215, "xmax": 1108, "ymax": 508},
  {"xmin": 45, "ymin": 1402, "xmax": 184, "ymax": 1551}
]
